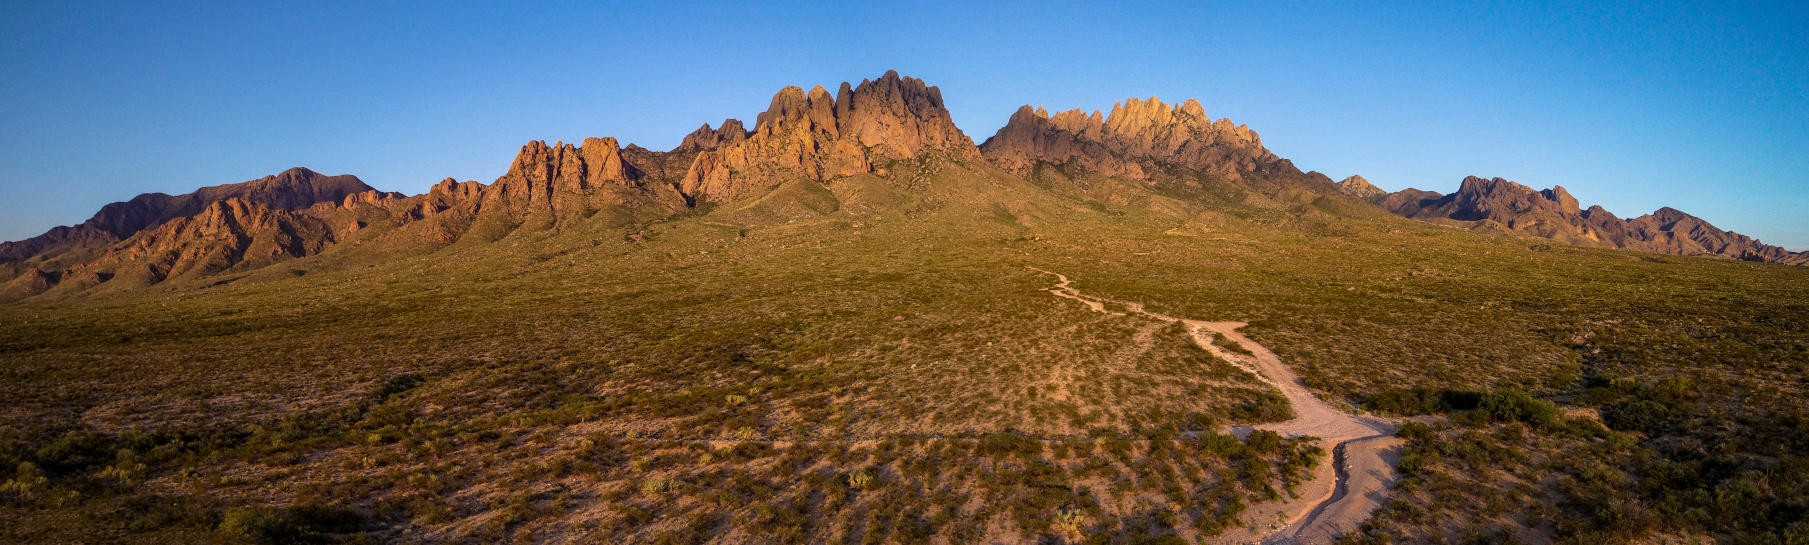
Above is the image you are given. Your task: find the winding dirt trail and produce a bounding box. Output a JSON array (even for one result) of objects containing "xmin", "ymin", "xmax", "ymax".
[{"xmin": 1030, "ymin": 268, "xmax": 1402, "ymax": 544}]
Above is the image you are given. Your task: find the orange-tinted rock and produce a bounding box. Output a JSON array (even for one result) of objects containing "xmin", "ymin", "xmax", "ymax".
[
  {"xmin": 978, "ymin": 96, "xmax": 1291, "ymax": 184},
  {"xmin": 680, "ymin": 71, "xmax": 979, "ymax": 202},
  {"xmin": 676, "ymin": 120, "xmax": 748, "ymax": 152}
]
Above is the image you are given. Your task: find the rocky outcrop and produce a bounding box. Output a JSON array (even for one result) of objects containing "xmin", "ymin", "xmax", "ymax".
[
  {"xmin": 456, "ymin": 136, "xmax": 688, "ymax": 234},
  {"xmin": 481, "ymin": 138, "xmax": 644, "ymax": 211},
  {"xmin": 980, "ymin": 106, "xmax": 1146, "ymax": 178},
  {"xmin": 675, "ymin": 119, "xmax": 748, "ymax": 152},
  {"xmin": 979, "ymin": 96, "xmax": 1309, "ymax": 187},
  {"xmin": 1375, "ymin": 176, "xmax": 1807, "ymax": 265},
  {"xmin": 1335, "ymin": 175, "xmax": 1386, "ymax": 202},
  {"xmin": 680, "ymin": 71, "xmax": 979, "ymax": 202}
]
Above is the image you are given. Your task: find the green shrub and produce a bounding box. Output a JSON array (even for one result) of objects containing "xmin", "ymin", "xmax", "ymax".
[
  {"xmin": 1604, "ymin": 400, "xmax": 1669, "ymax": 432},
  {"xmin": 218, "ymin": 504, "xmax": 365, "ymax": 544},
  {"xmin": 1477, "ymin": 390, "xmax": 1559, "ymax": 428}
]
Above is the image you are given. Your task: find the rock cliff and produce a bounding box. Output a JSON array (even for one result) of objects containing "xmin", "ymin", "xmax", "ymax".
[{"xmin": 680, "ymin": 71, "xmax": 979, "ymax": 202}]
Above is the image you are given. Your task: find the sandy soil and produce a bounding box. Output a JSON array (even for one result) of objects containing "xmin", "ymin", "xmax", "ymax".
[{"xmin": 1031, "ymin": 268, "xmax": 1401, "ymax": 544}]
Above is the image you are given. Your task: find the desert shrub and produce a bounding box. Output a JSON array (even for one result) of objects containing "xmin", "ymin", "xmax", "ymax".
[
  {"xmin": 1364, "ymin": 388, "xmax": 1434, "ymax": 415},
  {"xmin": 1477, "ymin": 390, "xmax": 1560, "ymax": 428},
  {"xmin": 1244, "ymin": 430, "xmax": 1282, "ymax": 454},
  {"xmin": 1180, "ymin": 411, "xmax": 1218, "ymax": 432},
  {"xmin": 1604, "ymin": 400, "xmax": 1669, "ymax": 433},
  {"xmin": 219, "ymin": 504, "xmax": 366, "ymax": 544},
  {"xmin": 1364, "ymin": 388, "xmax": 1491, "ymax": 416},
  {"xmin": 1192, "ymin": 432, "xmax": 1244, "ymax": 459}
]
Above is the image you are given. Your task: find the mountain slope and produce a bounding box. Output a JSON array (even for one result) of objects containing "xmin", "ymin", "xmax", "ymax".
[
  {"xmin": 0, "ymin": 167, "xmax": 371, "ymax": 262},
  {"xmin": 1366, "ymin": 176, "xmax": 1809, "ymax": 265},
  {"xmin": 0, "ymin": 168, "xmax": 379, "ymax": 300},
  {"xmin": 1335, "ymin": 175, "xmax": 1386, "ymax": 201},
  {"xmin": 0, "ymin": 137, "xmax": 698, "ymax": 301}
]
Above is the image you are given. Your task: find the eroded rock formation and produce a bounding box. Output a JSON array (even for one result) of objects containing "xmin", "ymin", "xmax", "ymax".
[
  {"xmin": 979, "ymin": 96, "xmax": 1301, "ymax": 185},
  {"xmin": 680, "ymin": 71, "xmax": 979, "ymax": 202}
]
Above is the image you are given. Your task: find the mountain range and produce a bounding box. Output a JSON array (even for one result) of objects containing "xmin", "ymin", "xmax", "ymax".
[
  {"xmin": 1345, "ymin": 175, "xmax": 1809, "ymax": 266},
  {"xmin": 3, "ymin": 70, "xmax": 1802, "ymax": 302}
]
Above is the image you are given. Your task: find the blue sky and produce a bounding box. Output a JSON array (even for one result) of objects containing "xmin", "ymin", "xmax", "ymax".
[{"xmin": 2, "ymin": 1, "xmax": 1805, "ymax": 248}]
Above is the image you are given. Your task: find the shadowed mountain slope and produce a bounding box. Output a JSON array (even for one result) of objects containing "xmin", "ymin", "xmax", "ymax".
[{"xmin": 1352, "ymin": 176, "xmax": 1809, "ymax": 265}]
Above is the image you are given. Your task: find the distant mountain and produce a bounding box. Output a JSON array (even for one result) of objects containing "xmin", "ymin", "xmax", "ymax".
[
  {"xmin": 1349, "ymin": 176, "xmax": 1809, "ymax": 265},
  {"xmin": 0, "ymin": 168, "xmax": 384, "ymax": 300},
  {"xmin": 1335, "ymin": 175, "xmax": 1386, "ymax": 201},
  {"xmin": 0, "ymin": 137, "xmax": 693, "ymax": 301},
  {"xmin": 0, "ymin": 167, "xmax": 371, "ymax": 262}
]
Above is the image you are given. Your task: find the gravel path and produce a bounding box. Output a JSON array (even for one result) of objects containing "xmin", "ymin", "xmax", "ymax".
[{"xmin": 1030, "ymin": 267, "xmax": 1402, "ymax": 544}]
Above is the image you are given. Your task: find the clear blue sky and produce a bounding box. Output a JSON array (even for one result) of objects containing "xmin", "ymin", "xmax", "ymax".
[{"xmin": 3, "ymin": 1, "xmax": 1806, "ymax": 248}]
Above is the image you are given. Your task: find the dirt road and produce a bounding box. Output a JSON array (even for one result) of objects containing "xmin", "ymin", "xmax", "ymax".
[{"xmin": 1031, "ymin": 268, "xmax": 1401, "ymax": 544}]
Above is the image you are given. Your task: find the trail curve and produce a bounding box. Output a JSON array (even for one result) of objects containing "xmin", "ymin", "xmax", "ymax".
[{"xmin": 1029, "ymin": 267, "xmax": 1402, "ymax": 544}]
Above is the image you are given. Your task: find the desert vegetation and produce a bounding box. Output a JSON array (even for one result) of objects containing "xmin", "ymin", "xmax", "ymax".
[{"xmin": 2, "ymin": 157, "xmax": 1805, "ymax": 544}]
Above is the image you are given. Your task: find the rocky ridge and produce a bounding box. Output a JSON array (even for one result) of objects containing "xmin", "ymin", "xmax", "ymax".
[
  {"xmin": 0, "ymin": 167, "xmax": 373, "ymax": 263},
  {"xmin": 0, "ymin": 137, "xmax": 695, "ymax": 300},
  {"xmin": 979, "ymin": 96, "xmax": 1314, "ymax": 187},
  {"xmin": 1358, "ymin": 176, "xmax": 1809, "ymax": 265},
  {"xmin": 680, "ymin": 70, "xmax": 978, "ymax": 201}
]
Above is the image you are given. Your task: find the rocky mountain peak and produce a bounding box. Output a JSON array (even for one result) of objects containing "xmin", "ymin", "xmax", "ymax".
[
  {"xmin": 1445, "ymin": 176, "xmax": 1583, "ymax": 222},
  {"xmin": 1335, "ymin": 175, "xmax": 1387, "ymax": 201},
  {"xmin": 501, "ymin": 137, "xmax": 645, "ymax": 196},
  {"xmin": 1582, "ymin": 204, "xmax": 1617, "ymax": 220},
  {"xmin": 676, "ymin": 119, "xmax": 749, "ymax": 152},
  {"xmin": 1645, "ymin": 206, "xmax": 1692, "ymax": 225},
  {"xmin": 1540, "ymin": 185, "xmax": 1579, "ymax": 212},
  {"xmin": 980, "ymin": 95, "xmax": 1284, "ymax": 181},
  {"xmin": 679, "ymin": 71, "xmax": 978, "ymax": 202}
]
